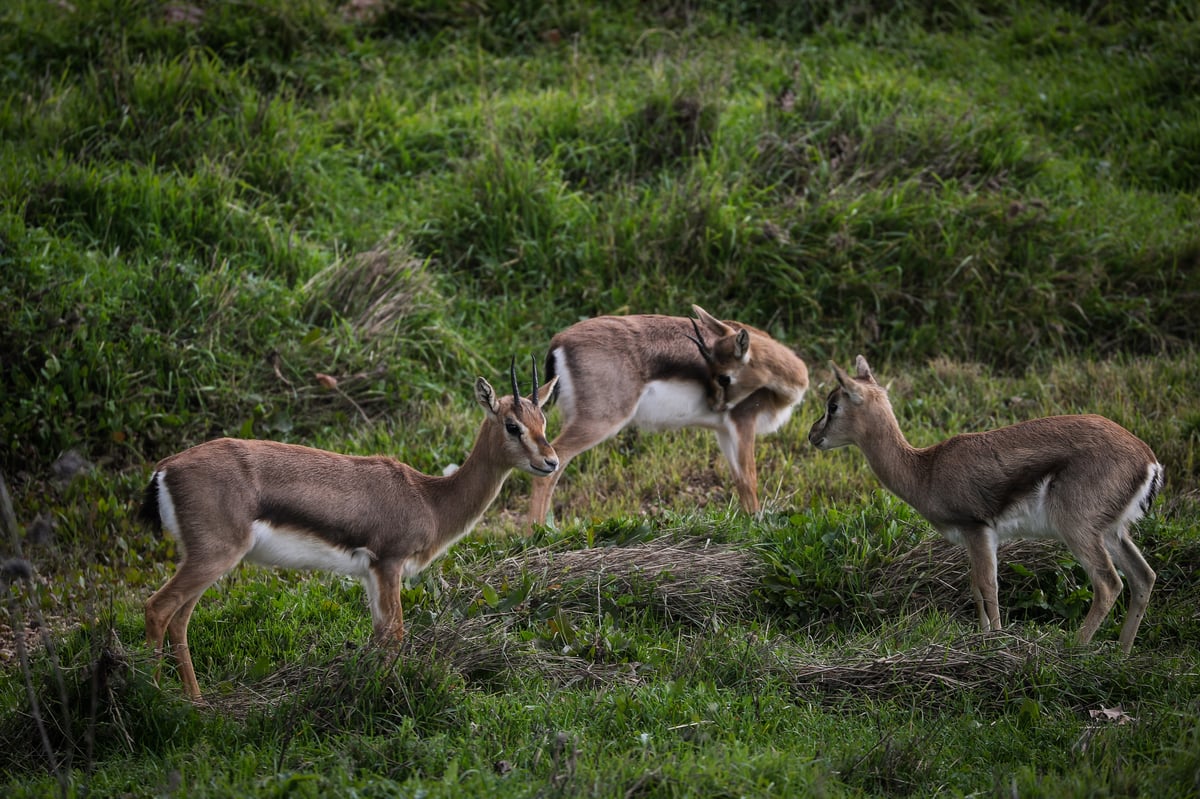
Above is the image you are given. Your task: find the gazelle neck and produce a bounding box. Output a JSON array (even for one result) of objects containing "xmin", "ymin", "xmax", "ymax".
[
  {"xmin": 431, "ymin": 421, "xmax": 513, "ymax": 542},
  {"xmin": 857, "ymin": 409, "xmax": 927, "ymax": 509}
]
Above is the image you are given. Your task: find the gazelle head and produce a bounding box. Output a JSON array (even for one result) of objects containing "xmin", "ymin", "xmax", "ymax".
[
  {"xmin": 686, "ymin": 305, "xmax": 756, "ymax": 412},
  {"xmin": 808, "ymin": 355, "xmax": 892, "ymax": 450},
  {"xmin": 476, "ymin": 356, "xmax": 560, "ymax": 476}
]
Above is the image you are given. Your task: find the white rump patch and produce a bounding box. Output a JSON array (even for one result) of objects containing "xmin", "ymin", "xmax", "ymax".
[
  {"xmin": 246, "ymin": 521, "xmax": 376, "ymax": 577},
  {"xmin": 548, "ymin": 347, "xmax": 575, "ymax": 417},
  {"xmin": 1117, "ymin": 462, "xmax": 1164, "ymax": 529},
  {"xmin": 155, "ymin": 470, "xmax": 183, "ymax": 551}
]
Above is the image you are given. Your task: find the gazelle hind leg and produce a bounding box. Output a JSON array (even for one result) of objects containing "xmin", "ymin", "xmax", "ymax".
[
  {"xmin": 166, "ymin": 594, "xmax": 207, "ymax": 703},
  {"xmin": 1070, "ymin": 529, "xmax": 1124, "ymax": 647},
  {"xmin": 1107, "ymin": 530, "xmax": 1156, "ymax": 654},
  {"xmin": 529, "ymin": 466, "xmax": 567, "ymax": 527},
  {"xmin": 145, "ymin": 555, "xmax": 238, "ymax": 702}
]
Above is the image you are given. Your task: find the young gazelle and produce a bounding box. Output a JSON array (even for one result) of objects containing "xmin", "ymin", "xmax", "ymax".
[
  {"xmin": 139, "ymin": 361, "xmax": 558, "ymax": 701},
  {"xmin": 808, "ymin": 355, "xmax": 1162, "ymax": 653},
  {"xmin": 528, "ymin": 305, "xmax": 808, "ymax": 524}
]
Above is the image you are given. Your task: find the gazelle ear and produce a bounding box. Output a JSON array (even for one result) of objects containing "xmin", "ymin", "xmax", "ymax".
[
  {"xmin": 535, "ymin": 375, "xmax": 558, "ymax": 408},
  {"xmin": 854, "ymin": 354, "xmax": 877, "ymax": 384},
  {"xmin": 830, "ymin": 361, "xmax": 865, "ymax": 405},
  {"xmin": 475, "ymin": 377, "xmax": 500, "ymax": 416},
  {"xmin": 733, "ymin": 328, "xmax": 751, "ymax": 361},
  {"xmin": 691, "ymin": 304, "xmax": 735, "ymax": 337}
]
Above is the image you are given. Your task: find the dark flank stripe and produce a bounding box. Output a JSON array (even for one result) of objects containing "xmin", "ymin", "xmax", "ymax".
[
  {"xmin": 984, "ymin": 464, "xmax": 1064, "ymax": 524},
  {"xmin": 645, "ymin": 348, "xmax": 709, "ymax": 384},
  {"xmin": 257, "ymin": 501, "xmax": 362, "ymax": 549},
  {"xmin": 930, "ymin": 444, "xmax": 1066, "ymax": 529}
]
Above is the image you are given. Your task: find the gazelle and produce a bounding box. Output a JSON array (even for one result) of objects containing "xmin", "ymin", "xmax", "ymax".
[
  {"xmin": 528, "ymin": 305, "xmax": 808, "ymax": 524},
  {"xmin": 139, "ymin": 361, "xmax": 558, "ymax": 701},
  {"xmin": 808, "ymin": 355, "xmax": 1162, "ymax": 653}
]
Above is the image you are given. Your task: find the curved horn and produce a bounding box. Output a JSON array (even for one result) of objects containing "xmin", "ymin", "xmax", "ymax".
[
  {"xmin": 686, "ymin": 317, "xmax": 714, "ymax": 364},
  {"xmin": 510, "ymin": 355, "xmax": 521, "ymax": 403},
  {"xmin": 530, "ymin": 354, "xmax": 540, "ymax": 404}
]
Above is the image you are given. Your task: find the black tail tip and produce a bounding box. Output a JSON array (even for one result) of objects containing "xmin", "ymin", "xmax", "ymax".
[{"xmin": 137, "ymin": 474, "xmax": 161, "ymax": 529}]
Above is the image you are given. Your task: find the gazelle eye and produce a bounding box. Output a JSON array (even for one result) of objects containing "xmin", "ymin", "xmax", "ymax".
[
  {"xmin": 828, "ymin": 401, "xmax": 838, "ymax": 414},
  {"xmin": 505, "ymin": 421, "xmax": 521, "ymax": 436},
  {"xmin": 717, "ymin": 375, "xmax": 732, "ymax": 387}
]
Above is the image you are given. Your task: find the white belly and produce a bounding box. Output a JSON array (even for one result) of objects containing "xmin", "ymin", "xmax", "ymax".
[
  {"xmin": 991, "ymin": 479, "xmax": 1060, "ymax": 541},
  {"xmin": 754, "ymin": 402, "xmax": 796, "ymax": 436},
  {"xmin": 941, "ymin": 478, "xmax": 1060, "ymax": 545},
  {"xmin": 629, "ymin": 380, "xmax": 723, "ymax": 432},
  {"xmin": 246, "ymin": 521, "xmax": 375, "ymax": 577}
]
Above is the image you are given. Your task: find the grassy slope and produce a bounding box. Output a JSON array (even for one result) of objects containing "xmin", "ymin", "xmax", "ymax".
[{"xmin": 2, "ymin": 1, "xmax": 1199, "ymax": 796}]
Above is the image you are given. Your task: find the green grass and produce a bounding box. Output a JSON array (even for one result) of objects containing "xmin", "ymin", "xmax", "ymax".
[{"xmin": 2, "ymin": 1, "xmax": 1199, "ymax": 796}]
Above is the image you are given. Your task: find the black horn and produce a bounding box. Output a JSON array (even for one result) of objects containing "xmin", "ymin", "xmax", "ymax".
[
  {"xmin": 530, "ymin": 354, "xmax": 540, "ymax": 404},
  {"xmin": 510, "ymin": 355, "xmax": 521, "ymax": 403},
  {"xmin": 686, "ymin": 317, "xmax": 714, "ymax": 363}
]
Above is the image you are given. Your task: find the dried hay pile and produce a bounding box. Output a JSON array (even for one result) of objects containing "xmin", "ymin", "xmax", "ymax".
[
  {"xmin": 302, "ymin": 237, "xmax": 436, "ymax": 341},
  {"xmin": 866, "ymin": 538, "xmax": 1071, "ymax": 616},
  {"xmin": 483, "ymin": 537, "xmax": 765, "ymax": 627},
  {"xmin": 775, "ymin": 630, "xmax": 1062, "ymax": 705}
]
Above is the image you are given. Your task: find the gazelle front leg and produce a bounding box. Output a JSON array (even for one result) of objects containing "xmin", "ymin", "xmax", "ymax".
[
  {"xmin": 529, "ymin": 420, "xmax": 614, "ymax": 526},
  {"xmin": 962, "ymin": 528, "xmax": 1002, "ymax": 633},
  {"xmin": 366, "ymin": 561, "xmax": 407, "ymax": 644},
  {"xmin": 715, "ymin": 413, "xmax": 760, "ymax": 514}
]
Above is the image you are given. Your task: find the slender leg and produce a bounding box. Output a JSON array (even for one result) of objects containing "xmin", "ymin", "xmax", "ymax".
[
  {"xmin": 166, "ymin": 594, "xmax": 206, "ymax": 703},
  {"xmin": 145, "ymin": 556, "xmax": 236, "ymax": 703},
  {"xmin": 529, "ymin": 464, "xmax": 567, "ymax": 526},
  {"xmin": 1103, "ymin": 530, "xmax": 1155, "ymax": 653},
  {"xmin": 367, "ymin": 562, "xmax": 406, "ymax": 644},
  {"xmin": 1069, "ymin": 527, "xmax": 1125, "ymax": 647},
  {"xmin": 963, "ymin": 529, "xmax": 1002, "ymax": 632},
  {"xmin": 528, "ymin": 421, "xmax": 618, "ymax": 526}
]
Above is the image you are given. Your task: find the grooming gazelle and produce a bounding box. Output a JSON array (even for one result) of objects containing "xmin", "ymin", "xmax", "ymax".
[
  {"xmin": 809, "ymin": 356, "xmax": 1162, "ymax": 653},
  {"xmin": 140, "ymin": 362, "xmax": 558, "ymax": 701},
  {"xmin": 529, "ymin": 305, "xmax": 808, "ymax": 523}
]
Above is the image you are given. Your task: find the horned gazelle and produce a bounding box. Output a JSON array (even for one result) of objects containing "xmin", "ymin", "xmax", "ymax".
[
  {"xmin": 528, "ymin": 305, "xmax": 808, "ymax": 524},
  {"xmin": 139, "ymin": 360, "xmax": 558, "ymax": 701},
  {"xmin": 808, "ymin": 355, "xmax": 1162, "ymax": 653}
]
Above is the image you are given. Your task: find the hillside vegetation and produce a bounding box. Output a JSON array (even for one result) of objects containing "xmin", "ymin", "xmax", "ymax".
[{"xmin": 2, "ymin": 1, "xmax": 1198, "ymax": 797}]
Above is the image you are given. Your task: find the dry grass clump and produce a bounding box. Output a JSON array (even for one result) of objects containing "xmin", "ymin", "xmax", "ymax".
[
  {"xmin": 302, "ymin": 236, "xmax": 437, "ymax": 340},
  {"xmin": 777, "ymin": 631, "xmax": 1060, "ymax": 705},
  {"xmin": 867, "ymin": 538, "xmax": 1069, "ymax": 616},
  {"xmin": 483, "ymin": 537, "xmax": 765, "ymax": 627}
]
